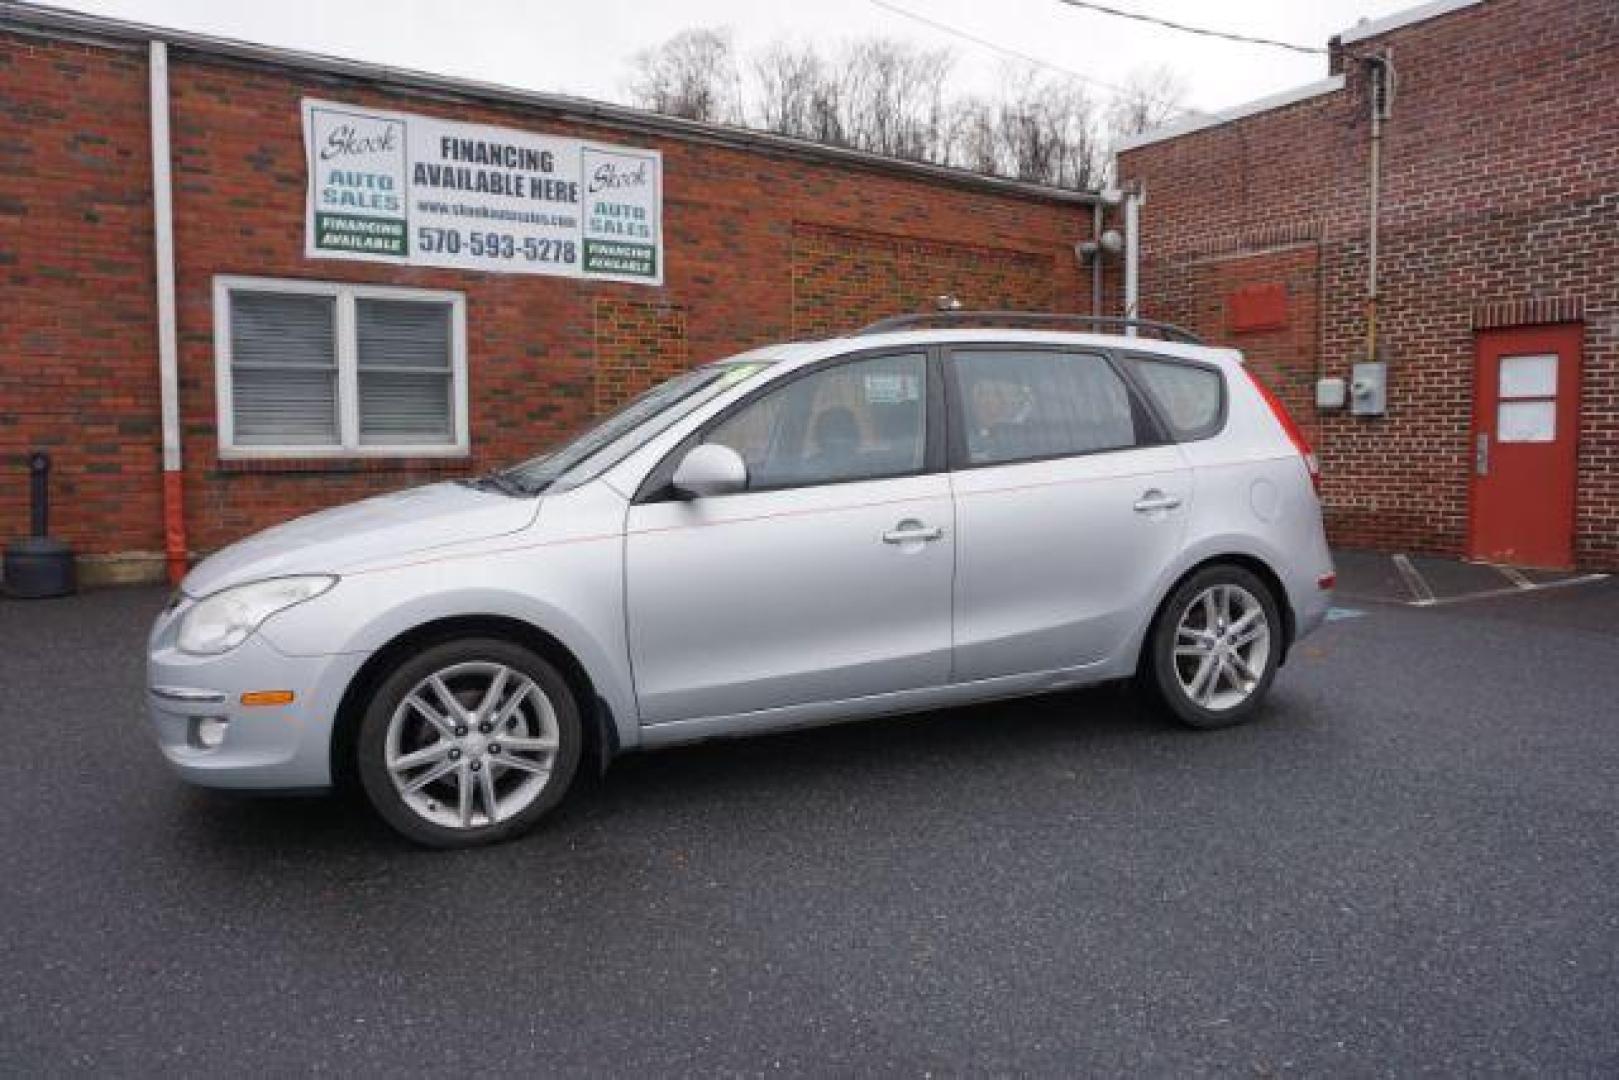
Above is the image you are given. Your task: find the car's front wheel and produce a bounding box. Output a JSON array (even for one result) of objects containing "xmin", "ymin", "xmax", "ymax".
[
  {"xmin": 356, "ymin": 637, "xmax": 581, "ymax": 848},
  {"xmin": 1142, "ymin": 565, "xmax": 1283, "ymax": 729}
]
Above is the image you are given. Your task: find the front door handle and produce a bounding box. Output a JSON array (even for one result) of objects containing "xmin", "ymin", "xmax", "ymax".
[
  {"xmin": 882, "ymin": 520, "xmax": 944, "ymax": 544},
  {"xmin": 1133, "ymin": 490, "xmax": 1182, "ymax": 513}
]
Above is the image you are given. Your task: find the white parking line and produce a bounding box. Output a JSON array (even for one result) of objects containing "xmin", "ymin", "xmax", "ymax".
[
  {"xmin": 1421, "ymin": 572, "xmax": 1610, "ymax": 607},
  {"xmin": 1491, "ymin": 564, "xmax": 1535, "ymax": 590},
  {"xmin": 1339, "ymin": 556, "xmax": 1609, "ymax": 609},
  {"xmin": 1391, "ymin": 554, "xmax": 1437, "ymax": 606}
]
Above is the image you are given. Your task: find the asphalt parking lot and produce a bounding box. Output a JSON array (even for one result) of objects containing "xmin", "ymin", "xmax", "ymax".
[{"xmin": 3, "ymin": 573, "xmax": 1618, "ymax": 1075}]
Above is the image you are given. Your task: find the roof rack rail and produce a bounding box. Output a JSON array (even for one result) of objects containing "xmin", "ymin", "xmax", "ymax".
[{"xmin": 853, "ymin": 311, "xmax": 1204, "ymax": 345}]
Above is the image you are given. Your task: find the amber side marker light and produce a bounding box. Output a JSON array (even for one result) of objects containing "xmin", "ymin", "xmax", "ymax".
[
  {"xmin": 240, "ymin": 690, "xmax": 295, "ymax": 707},
  {"xmin": 1318, "ymin": 573, "xmax": 1337, "ymax": 590}
]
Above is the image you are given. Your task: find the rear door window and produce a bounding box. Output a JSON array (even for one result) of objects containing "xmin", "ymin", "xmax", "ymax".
[
  {"xmin": 948, "ymin": 349, "xmax": 1142, "ymax": 467},
  {"xmin": 1126, "ymin": 356, "xmax": 1225, "ymax": 441}
]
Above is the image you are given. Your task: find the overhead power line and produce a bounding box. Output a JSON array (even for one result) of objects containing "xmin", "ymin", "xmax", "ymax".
[
  {"xmin": 1053, "ymin": 0, "xmax": 1327, "ymax": 56},
  {"xmin": 868, "ymin": 0, "xmax": 1207, "ymax": 116}
]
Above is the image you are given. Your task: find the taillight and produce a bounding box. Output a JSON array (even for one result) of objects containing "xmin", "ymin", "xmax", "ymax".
[{"xmin": 1243, "ymin": 366, "xmax": 1320, "ymax": 493}]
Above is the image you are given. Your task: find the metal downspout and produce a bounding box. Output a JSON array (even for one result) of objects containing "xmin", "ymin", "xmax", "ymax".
[
  {"xmin": 149, "ymin": 40, "xmax": 187, "ymax": 584},
  {"xmin": 1091, "ymin": 202, "xmax": 1103, "ymax": 316},
  {"xmin": 1123, "ymin": 188, "xmax": 1141, "ymax": 337},
  {"xmin": 1365, "ymin": 51, "xmax": 1393, "ymax": 363}
]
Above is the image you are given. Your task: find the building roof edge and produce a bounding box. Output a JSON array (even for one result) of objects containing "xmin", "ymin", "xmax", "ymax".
[
  {"xmin": 1336, "ymin": 0, "xmax": 1485, "ymax": 45},
  {"xmin": 1115, "ymin": 76, "xmax": 1346, "ymax": 155}
]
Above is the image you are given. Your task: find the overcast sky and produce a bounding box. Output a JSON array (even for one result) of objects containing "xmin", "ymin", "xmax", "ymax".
[{"xmin": 39, "ymin": 0, "xmax": 1417, "ymax": 117}]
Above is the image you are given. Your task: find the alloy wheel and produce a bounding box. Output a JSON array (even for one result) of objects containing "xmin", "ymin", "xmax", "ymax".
[
  {"xmin": 1172, "ymin": 583, "xmax": 1271, "ymax": 712},
  {"xmin": 384, "ymin": 661, "xmax": 560, "ymax": 830}
]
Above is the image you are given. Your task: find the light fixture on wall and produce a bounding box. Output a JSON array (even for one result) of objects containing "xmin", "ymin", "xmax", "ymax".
[{"xmin": 1074, "ymin": 229, "xmax": 1124, "ymax": 266}]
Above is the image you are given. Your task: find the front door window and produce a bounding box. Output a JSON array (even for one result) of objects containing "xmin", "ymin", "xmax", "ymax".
[{"xmin": 705, "ymin": 352, "xmax": 927, "ymax": 490}]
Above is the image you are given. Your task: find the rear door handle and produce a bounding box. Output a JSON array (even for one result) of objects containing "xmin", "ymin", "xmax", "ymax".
[
  {"xmin": 882, "ymin": 521, "xmax": 944, "ymax": 544},
  {"xmin": 1133, "ymin": 490, "xmax": 1182, "ymax": 513}
]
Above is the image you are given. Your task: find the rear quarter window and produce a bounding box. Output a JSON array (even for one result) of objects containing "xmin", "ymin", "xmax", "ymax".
[{"xmin": 1127, "ymin": 357, "xmax": 1226, "ymax": 441}]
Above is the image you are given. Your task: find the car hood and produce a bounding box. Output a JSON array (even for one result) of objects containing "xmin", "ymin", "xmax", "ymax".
[{"xmin": 181, "ymin": 481, "xmax": 541, "ymax": 597}]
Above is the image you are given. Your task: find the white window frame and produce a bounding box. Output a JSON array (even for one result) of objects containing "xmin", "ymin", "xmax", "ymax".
[{"xmin": 213, "ymin": 275, "xmax": 470, "ymax": 459}]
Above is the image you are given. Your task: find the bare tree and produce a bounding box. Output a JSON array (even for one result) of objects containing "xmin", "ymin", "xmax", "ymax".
[
  {"xmin": 943, "ymin": 68, "xmax": 1104, "ymax": 189},
  {"xmin": 750, "ymin": 37, "xmax": 952, "ymax": 163},
  {"xmin": 1105, "ymin": 65, "xmax": 1188, "ymax": 142},
  {"xmin": 627, "ymin": 30, "xmax": 1185, "ymax": 192},
  {"xmin": 945, "ymin": 95, "xmax": 1001, "ymax": 177},
  {"xmin": 627, "ymin": 28, "xmax": 742, "ymax": 124},
  {"xmin": 750, "ymin": 40, "xmax": 845, "ymax": 145},
  {"xmin": 841, "ymin": 39, "xmax": 953, "ymax": 162}
]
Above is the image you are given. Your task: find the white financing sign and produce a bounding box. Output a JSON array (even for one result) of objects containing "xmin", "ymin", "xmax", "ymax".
[{"xmin": 302, "ymin": 98, "xmax": 663, "ymax": 284}]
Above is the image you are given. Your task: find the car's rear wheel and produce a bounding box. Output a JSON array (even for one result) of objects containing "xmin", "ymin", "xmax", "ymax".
[
  {"xmin": 357, "ymin": 637, "xmax": 581, "ymax": 848},
  {"xmin": 1142, "ymin": 565, "xmax": 1282, "ymax": 729}
]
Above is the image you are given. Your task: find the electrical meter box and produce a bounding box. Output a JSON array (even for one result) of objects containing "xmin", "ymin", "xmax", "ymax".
[{"xmin": 1350, "ymin": 361, "xmax": 1388, "ymax": 416}]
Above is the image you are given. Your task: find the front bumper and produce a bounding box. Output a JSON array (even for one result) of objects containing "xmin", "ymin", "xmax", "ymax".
[{"xmin": 147, "ymin": 623, "xmax": 369, "ymax": 791}]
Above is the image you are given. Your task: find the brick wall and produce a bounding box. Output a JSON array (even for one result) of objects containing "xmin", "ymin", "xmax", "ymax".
[
  {"xmin": 0, "ymin": 36, "xmax": 163, "ymax": 572},
  {"xmin": 1119, "ymin": 0, "xmax": 1619, "ymax": 568},
  {"xmin": 791, "ymin": 222, "xmax": 1058, "ymax": 336},
  {"xmin": 593, "ymin": 299, "xmax": 688, "ymax": 414},
  {"xmin": 0, "ymin": 27, "xmax": 1090, "ymax": 569}
]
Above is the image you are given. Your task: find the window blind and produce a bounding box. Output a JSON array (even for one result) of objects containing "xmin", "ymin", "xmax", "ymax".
[
  {"xmin": 356, "ymin": 299, "xmax": 454, "ymax": 446},
  {"xmin": 229, "ymin": 292, "xmax": 338, "ymax": 445}
]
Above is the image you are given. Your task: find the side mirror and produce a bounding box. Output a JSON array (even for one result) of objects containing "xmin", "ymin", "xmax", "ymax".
[{"xmin": 671, "ymin": 443, "xmax": 748, "ymax": 499}]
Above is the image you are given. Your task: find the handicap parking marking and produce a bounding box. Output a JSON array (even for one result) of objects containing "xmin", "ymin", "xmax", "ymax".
[{"xmin": 1326, "ymin": 606, "xmax": 1366, "ymax": 622}]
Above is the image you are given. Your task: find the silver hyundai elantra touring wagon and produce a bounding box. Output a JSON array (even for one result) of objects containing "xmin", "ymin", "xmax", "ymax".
[{"xmin": 148, "ymin": 316, "xmax": 1334, "ymax": 847}]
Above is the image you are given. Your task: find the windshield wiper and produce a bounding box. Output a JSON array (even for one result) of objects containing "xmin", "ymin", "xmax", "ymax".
[{"xmin": 462, "ymin": 471, "xmax": 540, "ymax": 497}]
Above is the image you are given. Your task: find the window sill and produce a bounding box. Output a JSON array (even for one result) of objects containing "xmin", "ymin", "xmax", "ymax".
[{"xmin": 216, "ymin": 454, "xmax": 472, "ymax": 475}]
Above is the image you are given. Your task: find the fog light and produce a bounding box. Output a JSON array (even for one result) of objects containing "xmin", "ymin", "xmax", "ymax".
[{"xmin": 189, "ymin": 716, "xmax": 229, "ymax": 750}]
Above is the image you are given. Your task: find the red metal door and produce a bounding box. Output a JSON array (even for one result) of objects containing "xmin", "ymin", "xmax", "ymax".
[{"xmin": 1468, "ymin": 323, "xmax": 1582, "ymax": 569}]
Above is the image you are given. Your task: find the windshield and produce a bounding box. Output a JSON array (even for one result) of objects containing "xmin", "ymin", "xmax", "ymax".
[{"xmin": 497, "ymin": 362, "xmax": 769, "ymax": 494}]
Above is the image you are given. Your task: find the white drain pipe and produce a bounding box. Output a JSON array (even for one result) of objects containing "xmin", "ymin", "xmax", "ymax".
[
  {"xmin": 149, "ymin": 40, "xmax": 187, "ymax": 584},
  {"xmin": 1123, "ymin": 188, "xmax": 1141, "ymax": 336}
]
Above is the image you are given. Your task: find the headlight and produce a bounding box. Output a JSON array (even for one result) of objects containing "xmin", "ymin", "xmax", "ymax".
[{"xmin": 178, "ymin": 575, "xmax": 337, "ymax": 655}]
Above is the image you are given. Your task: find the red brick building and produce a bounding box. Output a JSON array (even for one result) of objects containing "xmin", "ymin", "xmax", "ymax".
[
  {"xmin": 4, "ymin": 0, "xmax": 1615, "ymax": 586},
  {"xmin": 1117, "ymin": 0, "xmax": 1617, "ymax": 570},
  {"xmin": 0, "ymin": 3, "xmax": 1097, "ymax": 584}
]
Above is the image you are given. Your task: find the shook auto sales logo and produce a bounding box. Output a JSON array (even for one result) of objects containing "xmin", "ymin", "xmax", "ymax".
[
  {"xmin": 320, "ymin": 121, "xmax": 401, "ymax": 162},
  {"xmin": 581, "ymin": 148, "xmax": 659, "ymax": 280},
  {"xmin": 308, "ymin": 107, "xmax": 409, "ymax": 256},
  {"xmin": 588, "ymin": 159, "xmax": 649, "ymax": 194}
]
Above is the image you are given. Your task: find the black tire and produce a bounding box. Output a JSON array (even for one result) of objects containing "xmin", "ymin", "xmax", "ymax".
[
  {"xmin": 356, "ymin": 637, "xmax": 582, "ymax": 848},
  {"xmin": 1139, "ymin": 564, "xmax": 1284, "ymax": 730}
]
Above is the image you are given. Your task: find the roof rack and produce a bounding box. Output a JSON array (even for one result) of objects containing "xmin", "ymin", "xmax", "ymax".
[{"xmin": 853, "ymin": 311, "xmax": 1204, "ymax": 345}]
